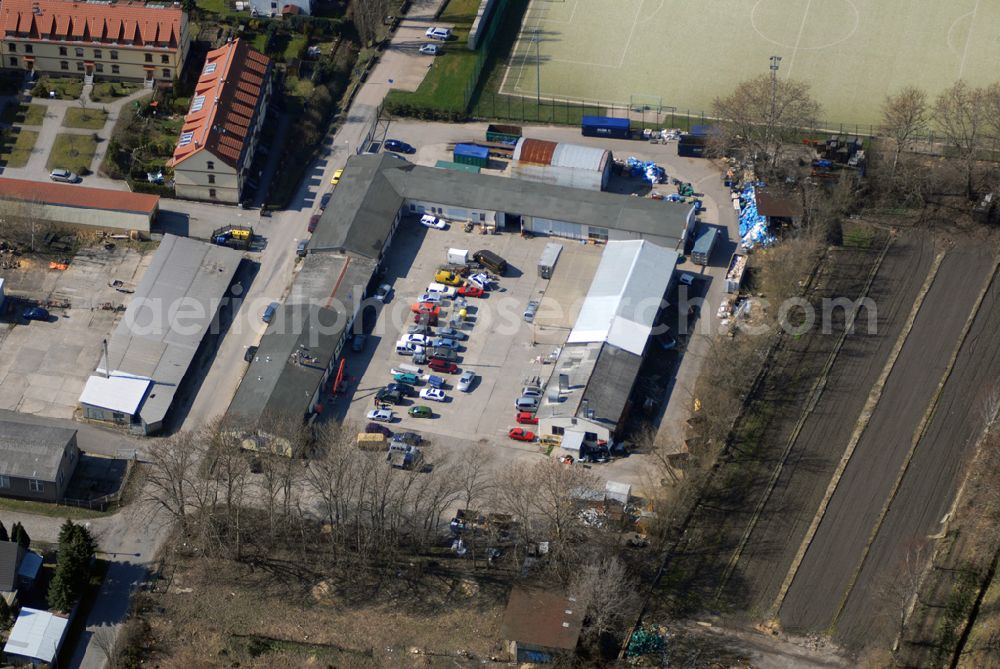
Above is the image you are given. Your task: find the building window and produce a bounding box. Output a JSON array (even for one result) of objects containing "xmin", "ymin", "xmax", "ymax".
[
  {"xmin": 76, "ymin": 61, "xmax": 84, "ymax": 71},
  {"xmin": 8, "ymin": 44, "xmax": 14, "ymax": 52},
  {"xmin": 8, "ymin": 57, "xmax": 16, "ymax": 66},
  {"xmin": 28, "ymin": 479, "xmax": 43, "ymax": 493},
  {"xmin": 0, "ymin": 475, "xmax": 9, "ymax": 489},
  {"xmin": 24, "ymin": 44, "xmax": 32, "ymax": 54},
  {"xmin": 145, "ymin": 53, "xmax": 152, "ymax": 62},
  {"xmin": 162, "ymin": 68, "xmax": 170, "ymax": 79},
  {"xmin": 59, "ymin": 46, "xmax": 67, "ymax": 56},
  {"xmin": 75, "ymin": 47, "xmax": 84, "ymax": 57},
  {"xmin": 207, "ymin": 174, "xmax": 215, "ymax": 184},
  {"xmin": 110, "ymin": 50, "xmax": 118, "ymax": 60},
  {"xmin": 60, "ymin": 61, "xmax": 68, "ymax": 70},
  {"xmin": 161, "ymin": 54, "xmax": 169, "ymax": 64},
  {"xmin": 552, "ymin": 426, "xmax": 565, "ymax": 436},
  {"xmin": 479, "ymin": 213, "xmax": 486, "ymax": 221},
  {"xmin": 95, "ymin": 63, "xmax": 104, "ymax": 73},
  {"xmin": 206, "ymin": 160, "xmax": 214, "ymax": 170},
  {"xmin": 209, "ymin": 188, "xmax": 217, "ymax": 199},
  {"xmin": 93, "ymin": 48, "xmax": 101, "ymax": 58},
  {"xmin": 111, "ymin": 64, "xmax": 120, "ymax": 74}
]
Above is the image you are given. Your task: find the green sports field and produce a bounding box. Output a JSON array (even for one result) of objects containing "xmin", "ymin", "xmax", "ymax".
[{"xmin": 500, "ymin": 0, "xmax": 1000, "ymax": 126}]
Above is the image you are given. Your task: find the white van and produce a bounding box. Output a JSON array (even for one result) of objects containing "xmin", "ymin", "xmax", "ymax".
[
  {"xmin": 426, "ymin": 282, "xmax": 457, "ymax": 297},
  {"xmin": 395, "ymin": 341, "xmax": 424, "ymax": 356}
]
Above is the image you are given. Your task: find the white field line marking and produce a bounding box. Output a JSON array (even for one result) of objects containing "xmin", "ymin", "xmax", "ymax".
[
  {"xmin": 783, "ymin": 0, "xmax": 814, "ymax": 80},
  {"xmin": 618, "ymin": 0, "xmax": 645, "ymax": 68},
  {"xmin": 958, "ymin": 0, "xmax": 980, "ymax": 79}
]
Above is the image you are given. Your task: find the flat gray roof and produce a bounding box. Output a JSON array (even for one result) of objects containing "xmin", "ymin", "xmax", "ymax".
[
  {"xmin": 87, "ymin": 235, "xmax": 243, "ymax": 429},
  {"xmin": 228, "ymin": 253, "xmax": 376, "ymax": 423},
  {"xmin": 0, "ymin": 418, "xmax": 76, "ymax": 481}
]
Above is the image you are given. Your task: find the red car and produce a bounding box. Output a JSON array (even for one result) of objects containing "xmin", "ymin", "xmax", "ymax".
[
  {"xmin": 508, "ymin": 428, "xmax": 535, "ymax": 442},
  {"xmin": 308, "ymin": 214, "xmax": 320, "ymax": 233},
  {"xmin": 410, "ymin": 301, "xmax": 441, "ymax": 316},
  {"xmin": 414, "ymin": 312, "xmax": 439, "ymax": 326},
  {"xmin": 515, "ymin": 411, "xmax": 538, "ymax": 425},
  {"xmin": 428, "ymin": 359, "xmax": 458, "ymax": 374},
  {"xmin": 457, "ymin": 285, "xmax": 483, "ymax": 298}
]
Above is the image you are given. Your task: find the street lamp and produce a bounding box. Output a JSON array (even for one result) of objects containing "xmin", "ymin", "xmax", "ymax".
[
  {"xmin": 531, "ymin": 28, "xmax": 541, "ymax": 109},
  {"xmin": 769, "ymin": 55, "xmax": 782, "ymax": 119}
]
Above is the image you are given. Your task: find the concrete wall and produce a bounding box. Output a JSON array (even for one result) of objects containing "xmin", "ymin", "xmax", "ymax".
[
  {"xmin": 0, "ymin": 198, "xmax": 153, "ymax": 234},
  {"xmin": 468, "ymin": 0, "xmax": 500, "ymax": 50}
]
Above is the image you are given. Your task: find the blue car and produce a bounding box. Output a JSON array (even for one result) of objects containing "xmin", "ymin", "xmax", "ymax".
[
  {"xmin": 23, "ymin": 307, "xmax": 50, "ymax": 321},
  {"xmin": 262, "ymin": 302, "xmax": 279, "ymax": 323},
  {"xmin": 384, "ymin": 139, "xmax": 416, "ymax": 154}
]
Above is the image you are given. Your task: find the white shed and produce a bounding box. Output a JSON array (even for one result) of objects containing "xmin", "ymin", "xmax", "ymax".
[
  {"xmin": 3, "ymin": 607, "xmax": 70, "ymax": 666},
  {"xmin": 512, "ymin": 138, "xmax": 612, "ymax": 191}
]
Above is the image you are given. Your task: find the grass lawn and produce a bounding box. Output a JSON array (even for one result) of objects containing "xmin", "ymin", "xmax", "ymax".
[
  {"xmin": 0, "ymin": 495, "xmax": 108, "ymax": 519},
  {"xmin": 34, "ymin": 76, "xmax": 83, "ymax": 100},
  {"xmin": 1, "ymin": 102, "xmax": 46, "ymax": 126},
  {"xmin": 384, "ymin": 0, "xmax": 482, "ymax": 113},
  {"xmin": 63, "ymin": 107, "xmax": 109, "ymax": 129},
  {"xmin": 47, "ymin": 133, "xmax": 98, "ymax": 174},
  {"xmin": 90, "ymin": 80, "xmax": 141, "ymax": 103},
  {"xmin": 0, "ymin": 129, "xmax": 39, "ymax": 168}
]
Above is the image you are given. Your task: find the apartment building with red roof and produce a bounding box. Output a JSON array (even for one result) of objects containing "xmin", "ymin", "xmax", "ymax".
[
  {"xmin": 168, "ymin": 38, "xmax": 272, "ymax": 204},
  {"xmin": 0, "ymin": 0, "xmax": 189, "ymax": 86}
]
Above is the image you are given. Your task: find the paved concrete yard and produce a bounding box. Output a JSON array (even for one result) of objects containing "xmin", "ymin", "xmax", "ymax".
[
  {"xmin": 0, "ymin": 244, "xmax": 148, "ymax": 418},
  {"xmin": 533, "ymin": 241, "xmax": 602, "ymax": 344}
]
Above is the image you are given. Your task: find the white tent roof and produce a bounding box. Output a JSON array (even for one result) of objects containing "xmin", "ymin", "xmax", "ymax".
[
  {"xmin": 567, "ymin": 240, "xmax": 678, "ymax": 355},
  {"xmin": 78, "ymin": 370, "xmax": 151, "ymax": 415},
  {"xmin": 3, "ymin": 607, "xmax": 69, "ymax": 663}
]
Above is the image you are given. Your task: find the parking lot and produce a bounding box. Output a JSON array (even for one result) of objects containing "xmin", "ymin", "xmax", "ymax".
[
  {"xmin": 0, "ymin": 244, "xmax": 149, "ymax": 418},
  {"xmin": 335, "ymin": 216, "xmax": 609, "ymax": 469}
]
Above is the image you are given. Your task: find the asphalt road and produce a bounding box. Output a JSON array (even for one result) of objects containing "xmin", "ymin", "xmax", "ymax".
[
  {"xmin": 779, "ymin": 245, "xmax": 997, "ymax": 634},
  {"xmin": 732, "ymin": 233, "xmax": 935, "ymax": 614},
  {"xmin": 835, "ymin": 263, "xmax": 1000, "ymax": 645}
]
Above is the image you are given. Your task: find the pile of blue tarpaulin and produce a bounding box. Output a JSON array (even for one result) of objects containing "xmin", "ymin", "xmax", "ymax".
[
  {"xmin": 626, "ymin": 157, "xmax": 667, "ymax": 184},
  {"xmin": 738, "ymin": 184, "xmax": 775, "ymax": 249}
]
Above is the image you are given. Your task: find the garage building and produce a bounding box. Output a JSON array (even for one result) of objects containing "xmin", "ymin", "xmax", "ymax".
[
  {"xmin": 511, "ymin": 138, "xmax": 611, "ymax": 191},
  {"xmin": 0, "ymin": 178, "xmax": 158, "ymax": 236},
  {"xmin": 536, "ymin": 240, "xmax": 678, "ymax": 446},
  {"xmin": 78, "ymin": 235, "xmax": 243, "ymax": 434}
]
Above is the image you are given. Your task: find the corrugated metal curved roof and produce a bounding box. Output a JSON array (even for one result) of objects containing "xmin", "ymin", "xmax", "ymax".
[{"xmin": 513, "ymin": 138, "xmax": 609, "ymax": 172}]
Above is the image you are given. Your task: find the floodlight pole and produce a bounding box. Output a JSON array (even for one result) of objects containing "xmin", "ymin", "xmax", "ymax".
[
  {"xmin": 533, "ymin": 28, "xmax": 541, "ymax": 108},
  {"xmin": 767, "ymin": 55, "xmax": 782, "ymax": 164}
]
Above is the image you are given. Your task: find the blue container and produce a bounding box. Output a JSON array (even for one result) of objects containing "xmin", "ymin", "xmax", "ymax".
[
  {"xmin": 581, "ymin": 116, "xmax": 631, "ymax": 139},
  {"xmin": 453, "ymin": 143, "xmax": 489, "ymax": 167}
]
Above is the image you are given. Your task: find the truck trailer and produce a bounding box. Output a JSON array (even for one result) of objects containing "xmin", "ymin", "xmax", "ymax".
[
  {"xmin": 691, "ymin": 227, "xmax": 719, "ymax": 265},
  {"xmin": 537, "ymin": 242, "xmax": 563, "ymax": 279}
]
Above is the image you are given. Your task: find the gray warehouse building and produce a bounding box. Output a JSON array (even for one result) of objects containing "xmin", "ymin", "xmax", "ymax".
[
  {"xmin": 78, "ymin": 235, "xmax": 243, "ymax": 434},
  {"xmin": 511, "ymin": 138, "xmax": 612, "ymax": 191},
  {"xmin": 0, "ymin": 419, "xmax": 79, "ymax": 502}
]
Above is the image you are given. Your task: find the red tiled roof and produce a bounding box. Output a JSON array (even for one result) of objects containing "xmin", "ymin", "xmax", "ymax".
[
  {"xmin": 0, "ymin": 0, "xmax": 184, "ymax": 48},
  {"xmin": 169, "ymin": 39, "xmax": 271, "ymax": 170},
  {"xmin": 0, "ymin": 178, "xmax": 159, "ymax": 214}
]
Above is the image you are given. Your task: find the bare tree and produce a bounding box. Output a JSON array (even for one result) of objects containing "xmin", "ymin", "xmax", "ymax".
[
  {"xmin": 569, "ymin": 555, "xmax": 641, "ymax": 641},
  {"xmin": 934, "ymin": 80, "xmax": 988, "ymax": 197},
  {"xmin": 351, "ymin": 0, "xmax": 391, "ymax": 46},
  {"xmin": 711, "ymin": 74, "xmax": 821, "ymax": 171},
  {"xmin": 455, "ymin": 443, "xmax": 495, "ymax": 510},
  {"xmin": 881, "ymin": 87, "xmax": 929, "ymax": 182},
  {"xmin": 138, "ymin": 431, "xmax": 204, "ymax": 535}
]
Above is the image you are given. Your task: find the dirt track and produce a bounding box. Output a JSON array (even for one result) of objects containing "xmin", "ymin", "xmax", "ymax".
[
  {"xmin": 779, "ymin": 245, "xmax": 997, "ymax": 637},
  {"xmin": 731, "ymin": 234, "xmax": 934, "ymax": 614},
  {"xmin": 834, "ymin": 263, "xmax": 1000, "ymax": 644}
]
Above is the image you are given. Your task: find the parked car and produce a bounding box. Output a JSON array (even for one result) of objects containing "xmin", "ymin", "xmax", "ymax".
[
  {"xmin": 431, "ymin": 337, "xmax": 459, "ymax": 350},
  {"xmin": 330, "ymin": 168, "xmax": 343, "ymax": 186},
  {"xmin": 296, "ymin": 238, "xmax": 308, "ymax": 257},
  {"xmin": 417, "ymin": 293, "xmax": 442, "ymax": 304},
  {"xmin": 514, "ymin": 396, "xmax": 540, "ymax": 412},
  {"xmin": 507, "ymin": 428, "xmax": 535, "ymax": 442},
  {"xmin": 262, "ymin": 302, "xmax": 279, "ymax": 323},
  {"xmin": 457, "ymin": 285, "xmax": 483, "ymax": 298},
  {"xmin": 419, "ymin": 43, "xmax": 442, "ymax": 55},
  {"xmin": 319, "ymin": 192, "xmax": 332, "ymax": 210},
  {"xmin": 408, "ymin": 324, "xmax": 433, "ymax": 336},
  {"xmin": 426, "ymin": 282, "xmax": 457, "ymax": 298},
  {"xmin": 244, "ymin": 345, "xmax": 258, "ymax": 362},
  {"xmin": 435, "ymin": 270, "xmax": 462, "ymax": 285},
  {"xmin": 386, "ymin": 382, "xmax": 416, "ymax": 397},
  {"xmin": 366, "ymin": 408, "xmax": 394, "ymax": 423},
  {"xmin": 393, "ymin": 372, "xmax": 420, "ymax": 385},
  {"xmin": 22, "ymin": 306, "xmax": 50, "ymax": 321},
  {"xmin": 408, "ymin": 405, "xmax": 433, "ymax": 418},
  {"xmin": 376, "ymin": 389, "xmax": 403, "ymax": 405},
  {"xmin": 392, "ymin": 431, "xmax": 423, "ymax": 446},
  {"xmin": 434, "ymin": 326, "xmax": 466, "ymax": 340},
  {"xmin": 429, "ymin": 359, "xmax": 458, "ymax": 374},
  {"xmin": 410, "ymin": 302, "xmax": 441, "ymax": 316},
  {"xmin": 400, "ymin": 333, "xmax": 428, "ymax": 346},
  {"xmin": 374, "ymin": 284, "xmax": 392, "ymax": 302},
  {"xmin": 352, "ymin": 334, "xmax": 367, "ymax": 352},
  {"xmin": 515, "ymin": 411, "xmax": 538, "ymax": 425},
  {"xmin": 420, "ymin": 214, "xmax": 447, "ymax": 229},
  {"xmin": 49, "ymin": 168, "xmax": 80, "ymax": 183},
  {"xmin": 523, "ymin": 300, "xmax": 539, "ymax": 323},
  {"xmin": 414, "ymin": 312, "xmax": 439, "ymax": 326},
  {"xmin": 384, "ymin": 139, "xmax": 416, "ymax": 154},
  {"xmin": 419, "ymin": 388, "xmax": 446, "ymax": 402},
  {"xmin": 678, "ymin": 272, "xmax": 696, "ymax": 286},
  {"xmin": 308, "ymin": 214, "xmax": 320, "ymax": 233},
  {"xmin": 457, "ymin": 369, "xmax": 476, "ymax": 392},
  {"xmin": 422, "ymin": 374, "xmax": 445, "ymax": 389},
  {"xmin": 395, "ymin": 341, "xmax": 425, "ymax": 356},
  {"xmin": 425, "ymin": 26, "xmax": 451, "ymax": 40},
  {"xmin": 364, "ymin": 422, "xmax": 393, "ymax": 437},
  {"xmin": 580, "ymin": 443, "xmax": 611, "ymax": 463},
  {"xmin": 430, "ymin": 349, "xmax": 458, "ymax": 362}
]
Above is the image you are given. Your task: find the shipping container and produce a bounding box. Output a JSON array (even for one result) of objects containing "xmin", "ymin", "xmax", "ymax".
[
  {"xmin": 453, "ymin": 143, "xmax": 490, "ymax": 168},
  {"xmin": 691, "ymin": 227, "xmax": 719, "ymax": 265},
  {"xmin": 537, "ymin": 242, "xmax": 563, "ymax": 279},
  {"xmin": 434, "ymin": 159, "xmax": 481, "ymax": 174},
  {"xmin": 678, "ymin": 134, "xmax": 707, "ymax": 158},
  {"xmin": 486, "ymin": 123, "xmax": 522, "ymax": 145},
  {"xmin": 581, "ymin": 115, "xmax": 630, "ymax": 139}
]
